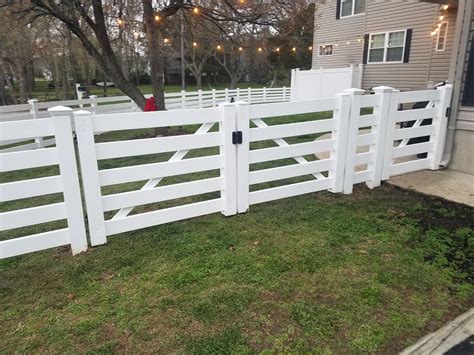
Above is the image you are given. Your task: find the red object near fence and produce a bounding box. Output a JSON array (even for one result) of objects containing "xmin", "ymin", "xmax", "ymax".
[{"xmin": 144, "ymin": 97, "xmax": 157, "ymax": 111}]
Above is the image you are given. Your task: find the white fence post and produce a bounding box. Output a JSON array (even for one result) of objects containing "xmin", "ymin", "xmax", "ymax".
[
  {"xmin": 290, "ymin": 68, "xmax": 299, "ymax": 101},
  {"xmin": 181, "ymin": 90, "xmax": 186, "ymax": 108},
  {"xmin": 382, "ymin": 89, "xmax": 400, "ymax": 181},
  {"xmin": 89, "ymin": 95, "xmax": 98, "ymax": 114},
  {"xmin": 74, "ymin": 110, "xmax": 108, "ymax": 246},
  {"xmin": 343, "ymin": 88, "xmax": 365, "ymax": 194},
  {"xmin": 247, "ymin": 87, "xmax": 251, "ymax": 103},
  {"xmin": 236, "ymin": 88, "xmax": 240, "ymax": 101},
  {"xmin": 282, "ymin": 86, "xmax": 287, "ymax": 101},
  {"xmin": 212, "ymin": 89, "xmax": 217, "ymax": 107},
  {"xmin": 263, "ymin": 87, "xmax": 267, "ymax": 102},
  {"xmin": 198, "ymin": 89, "xmax": 203, "ymax": 108},
  {"xmin": 48, "ymin": 106, "xmax": 88, "ymax": 254},
  {"xmin": 225, "ymin": 88, "xmax": 229, "ymax": 102},
  {"xmin": 28, "ymin": 99, "xmax": 44, "ymax": 149},
  {"xmin": 236, "ymin": 101, "xmax": 250, "ymax": 213},
  {"xmin": 431, "ymin": 84, "xmax": 453, "ymax": 170},
  {"xmin": 368, "ymin": 86, "xmax": 394, "ymax": 189},
  {"xmin": 219, "ymin": 103, "xmax": 238, "ymax": 216},
  {"xmin": 329, "ymin": 92, "xmax": 351, "ymax": 193}
]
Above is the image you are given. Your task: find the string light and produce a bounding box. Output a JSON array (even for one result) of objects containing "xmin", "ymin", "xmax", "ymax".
[
  {"xmin": 258, "ymin": 47, "xmax": 262, "ymax": 52},
  {"xmin": 276, "ymin": 47, "xmax": 280, "ymax": 52},
  {"xmin": 155, "ymin": 15, "xmax": 161, "ymax": 21},
  {"xmin": 133, "ymin": 32, "xmax": 139, "ymax": 39},
  {"xmin": 238, "ymin": 47, "xmax": 243, "ymax": 51},
  {"xmin": 216, "ymin": 44, "xmax": 222, "ymax": 50},
  {"xmin": 193, "ymin": 42, "xmax": 198, "ymax": 47},
  {"xmin": 442, "ymin": 5, "xmax": 448, "ymax": 10},
  {"xmin": 308, "ymin": 46, "xmax": 312, "ymax": 50},
  {"xmin": 439, "ymin": 15, "xmax": 444, "ymax": 20},
  {"xmin": 193, "ymin": 7, "xmax": 199, "ymax": 14},
  {"xmin": 292, "ymin": 47, "xmax": 296, "ymax": 52},
  {"xmin": 164, "ymin": 38, "xmax": 169, "ymax": 44},
  {"xmin": 357, "ymin": 38, "xmax": 362, "ymax": 42},
  {"xmin": 346, "ymin": 41, "xmax": 351, "ymax": 44},
  {"xmin": 117, "ymin": 18, "xmax": 124, "ymax": 26}
]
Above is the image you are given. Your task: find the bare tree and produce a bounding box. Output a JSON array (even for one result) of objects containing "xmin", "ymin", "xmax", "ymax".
[{"xmin": 4, "ymin": 0, "xmax": 288, "ymax": 109}]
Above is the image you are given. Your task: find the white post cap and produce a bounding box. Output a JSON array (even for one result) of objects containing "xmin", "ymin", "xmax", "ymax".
[
  {"xmin": 373, "ymin": 86, "xmax": 394, "ymax": 93},
  {"xmin": 74, "ymin": 110, "xmax": 92, "ymax": 116},
  {"xmin": 27, "ymin": 99, "xmax": 39, "ymax": 103},
  {"xmin": 48, "ymin": 106, "xmax": 73, "ymax": 115},
  {"xmin": 344, "ymin": 88, "xmax": 365, "ymax": 95}
]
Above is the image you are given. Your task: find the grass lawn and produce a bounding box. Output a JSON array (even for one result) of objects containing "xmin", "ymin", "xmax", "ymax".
[
  {"xmin": 26, "ymin": 80, "xmax": 268, "ymax": 102},
  {"xmin": 1, "ymin": 111, "xmax": 473, "ymax": 353}
]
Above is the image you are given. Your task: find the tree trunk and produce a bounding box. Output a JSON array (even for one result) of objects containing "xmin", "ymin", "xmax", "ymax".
[{"xmin": 143, "ymin": 0, "xmax": 166, "ymax": 112}]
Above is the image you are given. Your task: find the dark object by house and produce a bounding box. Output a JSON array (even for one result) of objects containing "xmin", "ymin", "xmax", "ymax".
[
  {"xmin": 400, "ymin": 100, "xmax": 431, "ymax": 158},
  {"xmin": 400, "ymin": 81, "xmax": 447, "ymax": 158},
  {"xmin": 47, "ymin": 83, "xmax": 55, "ymax": 89},
  {"xmin": 77, "ymin": 86, "xmax": 87, "ymax": 92},
  {"xmin": 445, "ymin": 335, "xmax": 474, "ymax": 355}
]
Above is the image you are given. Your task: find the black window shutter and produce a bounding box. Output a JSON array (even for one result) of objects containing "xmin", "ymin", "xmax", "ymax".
[
  {"xmin": 462, "ymin": 36, "xmax": 474, "ymax": 106},
  {"xmin": 403, "ymin": 29, "xmax": 413, "ymax": 63},
  {"xmin": 362, "ymin": 34, "xmax": 370, "ymax": 64},
  {"xmin": 336, "ymin": 0, "xmax": 341, "ymax": 19}
]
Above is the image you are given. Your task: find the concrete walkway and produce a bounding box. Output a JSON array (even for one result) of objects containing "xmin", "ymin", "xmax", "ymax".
[
  {"xmin": 388, "ymin": 169, "xmax": 474, "ymax": 207},
  {"xmin": 401, "ymin": 308, "xmax": 474, "ymax": 354}
]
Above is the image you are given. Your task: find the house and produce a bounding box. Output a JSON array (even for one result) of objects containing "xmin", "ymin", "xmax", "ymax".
[{"xmin": 311, "ymin": 0, "xmax": 473, "ymax": 174}]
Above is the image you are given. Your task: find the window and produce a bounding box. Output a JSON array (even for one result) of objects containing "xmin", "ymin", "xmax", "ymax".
[
  {"xmin": 436, "ymin": 22, "xmax": 448, "ymax": 51},
  {"xmin": 368, "ymin": 30, "xmax": 406, "ymax": 63},
  {"xmin": 341, "ymin": 0, "xmax": 366, "ymax": 18},
  {"xmin": 318, "ymin": 44, "xmax": 333, "ymax": 56}
]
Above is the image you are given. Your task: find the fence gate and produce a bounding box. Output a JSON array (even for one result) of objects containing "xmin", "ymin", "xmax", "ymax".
[
  {"xmin": 231, "ymin": 96, "xmax": 351, "ymax": 213},
  {"xmin": 75, "ymin": 106, "xmax": 241, "ymax": 246}
]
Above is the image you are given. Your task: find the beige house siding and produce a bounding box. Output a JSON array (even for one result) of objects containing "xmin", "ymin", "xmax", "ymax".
[
  {"xmin": 362, "ymin": 1, "xmax": 440, "ymax": 90},
  {"xmin": 312, "ymin": 0, "xmax": 366, "ymax": 69},
  {"xmin": 427, "ymin": 9, "xmax": 457, "ymax": 84},
  {"xmin": 312, "ymin": 0, "xmax": 456, "ymax": 91}
]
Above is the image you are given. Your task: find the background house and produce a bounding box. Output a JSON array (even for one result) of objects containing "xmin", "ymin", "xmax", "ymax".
[{"xmin": 312, "ymin": 0, "xmax": 473, "ymax": 174}]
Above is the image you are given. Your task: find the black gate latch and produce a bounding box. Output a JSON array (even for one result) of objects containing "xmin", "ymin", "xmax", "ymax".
[
  {"xmin": 446, "ymin": 107, "xmax": 451, "ymax": 118},
  {"xmin": 232, "ymin": 131, "xmax": 243, "ymax": 144}
]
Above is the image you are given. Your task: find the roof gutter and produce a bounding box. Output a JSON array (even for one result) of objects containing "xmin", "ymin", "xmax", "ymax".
[{"xmin": 440, "ymin": 0, "xmax": 471, "ymax": 167}]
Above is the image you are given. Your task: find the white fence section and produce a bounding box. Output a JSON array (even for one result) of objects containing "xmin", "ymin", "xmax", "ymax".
[
  {"xmin": 291, "ymin": 65, "xmax": 363, "ymax": 102},
  {"xmin": 74, "ymin": 106, "xmax": 231, "ymax": 246},
  {"xmin": 0, "ymin": 106, "xmax": 88, "ymax": 258},
  {"xmin": 0, "ymin": 84, "xmax": 452, "ymax": 258},
  {"xmin": 0, "ymin": 87, "xmax": 291, "ymax": 153}
]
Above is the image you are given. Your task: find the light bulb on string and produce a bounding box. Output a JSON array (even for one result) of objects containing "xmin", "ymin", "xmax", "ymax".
[
  {"xmin": 216, "ymin": 44, "xmax": 222, "ymax": 50},
  {"xmin": 292, "ymin": 47, "xmax": 296, "ymax": 52},
  {"xmin": 193, "ymin": 42, "xmax": 198, "ymax": 47},
  {"xmin": 193, "ymin": 7, "xmax": 199, "ymax": 14},
  {"xmin": 308, "ymin": 46, "xmax": 313, "ymax": 50},
  {"xmin": 117, "ymin": 18, "xmax": 124, "ymax": 26},
  {"xmin": 238, "ymin": 47, "xmax": 243, "ymax": 51},
  {"xmin": 257, "ymin": 47, "xmax": 263, "ymax": 52},
  {"xmin": 155, "ymin": 15, "xmax": 160, "ymax": 21}
]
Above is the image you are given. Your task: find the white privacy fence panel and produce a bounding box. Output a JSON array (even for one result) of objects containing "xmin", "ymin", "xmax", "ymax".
[
  {"xmin": 291, "ymin": 65, "xmax": 363, "ymax": 102},
  {"xmin": 0, "ymin": 106, "xmax": 87, "ymax": 259}
]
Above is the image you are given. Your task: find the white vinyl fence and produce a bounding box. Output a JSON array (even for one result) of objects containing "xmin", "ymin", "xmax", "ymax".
[
  {"xmin": 0, "ymin": 85, "xmax": 452, "ymax": 258},
  {"xmin": 290, "ymin": 65, "xmax": 363, "ymax": 102},
  {"xmin": 0, "ymin": 106, "xmax": 88, "ymax": 258},
  {"xmin": 0, "ymin": 87, "xmax": 291, "ymax": 153}
]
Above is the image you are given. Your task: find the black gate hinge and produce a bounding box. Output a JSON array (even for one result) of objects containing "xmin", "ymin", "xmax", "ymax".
[
  {"xmin": 446, "ymin": 107, "xmax": 451, "ymax": 118},
  {"xmin": 232, "ymin": 131, "xmax": 243, "ymax": 144}
]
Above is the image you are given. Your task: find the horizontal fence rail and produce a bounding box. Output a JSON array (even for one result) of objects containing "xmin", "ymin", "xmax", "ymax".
[
  {"xmin": 0, "ymin": 84, "xmax": 452, "ymax": 259},
  {"xmin": 0, "ymin": 87, "xmax": 291, "ymax": 153}
]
